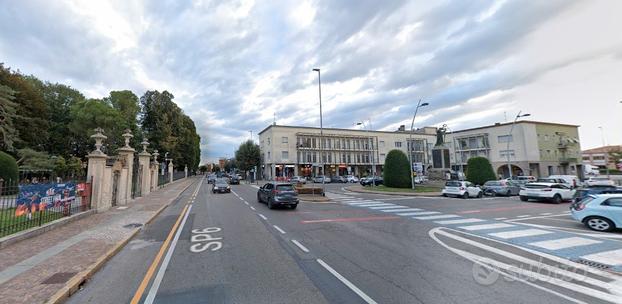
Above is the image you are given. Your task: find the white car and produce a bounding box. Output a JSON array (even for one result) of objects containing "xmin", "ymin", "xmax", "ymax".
[
  {"xmin": 584, "ymin": 177, "xmax": 615, "ymax": 187},
  {"xmin": 289, "ymin": 176, "xmax": 307, "ymax": 184},
  {"xmin": 442, "ymin": 181, "xmax": 483, "ymax": 199},
  {"xmin": 548, "ymin": 175, "xmax": 581, "ymax": 188},
  {"xmin": 519, "ymin": 182, "xmax": 576, "ymax": 204},
  {"xmin": 345, "ymin": 175, "xmax": 359, "ymax": 183}
]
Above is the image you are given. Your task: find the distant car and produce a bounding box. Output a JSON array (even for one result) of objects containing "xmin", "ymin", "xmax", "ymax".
[
  {"xmin": 346, "ymin": 175, "xmax": 359, "ymax": 183},
  {"xmin": 229, "ymin": 176, "xmax": 240, "ymax": 185},
  {"xmin": 571, "ymin": 194, "xmax": 622, "ymax": 232},
  {"xmin": 548, "ymin": 175, "xmax": 581, "ymax": 188},
  {"xmin": 536, "ymin": 178, "xmax": 566, "ymax": 184},
  {"xmin": 332, "ymin": 176, "xmax": 347, "ymax": 183},
  {"xmin": 207, "ymin": 174, "xmax": 216, "ymax": 184},
  {"xmin": 505, "ymin": 176, "xmax": 536, "ymax": 186},
  {"xmin": 519, "ymin": 182, "xmax": 575, "ymax": 204},
  {"xmin": 572, "ymin": 186, "xmax": 622, "ymax": 203},
  {"xmin": 289, "ymin": 176, "xmax": 307, "ymax": 184},
  {"xmin": 256, "ymin": 182, "xmax": 299, "ymax": 209},
  {"xmin": 442, "ymin": 180, "xmax": 482, "ymax": 199},
  {"xmin": 212, "ymin": 178, "xmax": 230, "ymax": 193},
  {"xmin": 584, "ymin": 177, "xmax": 615, "ymax": 187},
  {"xmin": 360, "ymin": 176, "xmax": 383, "ymax": 186},
  {"xmin": 414, "ymin": 176, "xmax": 428, "ymax": 184},
  {"xmin": 313, "ymin": 175, "xmax": 331, "ymax": 183},
  {"xmin": 482, "ymin": 180, "xmax": 520, "ymax": 196}
]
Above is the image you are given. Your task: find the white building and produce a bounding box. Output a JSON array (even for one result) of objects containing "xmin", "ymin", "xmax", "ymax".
[{"xmin": 258, "ymin": 124, "xmax": 436, "ymax": 179}]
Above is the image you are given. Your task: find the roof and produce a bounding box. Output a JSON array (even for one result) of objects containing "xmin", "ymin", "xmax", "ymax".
[
  {"xmin": 449, "ymin": 120, "xmax": 579, "ymax": 134},
  {"xmin": 258, "ymin": 124, "xmax": 434, "ymax": 136},
  {"xmin": 582, "ymin": 145, "xmax": 622, "ymax": 154}
]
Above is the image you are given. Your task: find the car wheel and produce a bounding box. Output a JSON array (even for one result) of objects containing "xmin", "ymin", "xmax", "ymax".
[
  {"xmin": 462, "ymin": 192, "xmax": 469, "ymax": 199},
  {"xmin": 442, "ymin": 193, "xmax": 447, "ymax": 197},
  {"xmin": 552, "ymin": 194, "xmax": 562, "ymax": 204},
  {"xmin": 290, "ymin": 204, "xmax": 297, "ymax": 210},
  {"xmin": 584, "ymin": 217, "xmax": 615, "ymax": 232},
  {"xmin": 268, "ymin": 198, "xmax": 274, "ymax": 209},
  {"xmin": 506, "ymin": 190, "xmax": 511, "ymax": 197},
  {"xmin": 520, "ymin": 196, "xmax": 528, "ymax": 202},
  {"xmin": 257, "ymin": 194, "xmax": 263, "ymax": 203},
  {"xmin": 477, "ymin": 191, "xmax": 483, "ymax": 198}
]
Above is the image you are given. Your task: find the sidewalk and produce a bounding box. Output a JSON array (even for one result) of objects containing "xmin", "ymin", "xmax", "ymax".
[
  {"xmin": 345, "ymin": 185, "xmax": 442, "ymax": 196},
  {"xmin": 0, "ymin": 177, "xmax": 196, "ymax": 304}
]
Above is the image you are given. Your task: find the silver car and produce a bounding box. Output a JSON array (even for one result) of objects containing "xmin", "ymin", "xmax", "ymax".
[{"xmin": 482, "ymin": 180, "xmax": 520, "ymax": 196}]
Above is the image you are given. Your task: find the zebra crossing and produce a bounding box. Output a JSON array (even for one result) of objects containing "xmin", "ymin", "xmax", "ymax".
[{"xmin": 329, "ymin": 193, "xmax": 622, "ymax": 272}]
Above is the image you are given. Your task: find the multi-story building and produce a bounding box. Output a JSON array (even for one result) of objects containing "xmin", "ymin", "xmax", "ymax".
[
  {"xmin": 446, "ymin": 121, "xmax": 583, "ymax": 178},
  {"xmin": 258, "ymin": 124, "xmax": 435, "ymax": 179},
  {"xmin": 582, "ymin": 145, "xmax": 622, "ymax": 170}
]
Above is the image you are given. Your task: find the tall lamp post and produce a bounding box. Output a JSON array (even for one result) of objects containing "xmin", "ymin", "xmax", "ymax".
[
  {"xmin": 312, "ymin": 68, "xmax": 325, "ymax": 196},
  {"xmin": 506, "ymin": 111, "xmax": 530, "ymax": 179},
  {"xmin": 357, "ymin": 119, "xmax": 375, "ymax": 187},
  {"xmin": 408, "ymin": 99, "xmax": 429, "ymax": 189},
  {"xmin": 599, "ymin": 126, "xmax": 610, "ymax": 179}
]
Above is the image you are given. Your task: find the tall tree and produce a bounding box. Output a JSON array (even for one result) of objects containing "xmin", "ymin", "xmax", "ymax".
[
  {"xmin": 0, "ymin": 84, "xmax": 19, "ymax": 151},
  {"xmin": 235, "ymin": 140, "xmax": 260, "ymax": 172},
  {"xmin": 105, "ymin": 90, "xmax": 142, "ymax": 146},
  {"xmin": 69, "ymin": 99, "xmax": 128, "ymax": 157}
]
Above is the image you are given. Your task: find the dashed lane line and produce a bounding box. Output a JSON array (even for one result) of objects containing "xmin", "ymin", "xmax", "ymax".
[
  {"xmin": 273, "ymin": 225, "xmax": 286, "ymax": 234},
  {"xmin": 291, "ymin": 240, "xmax": 310, "ymax": 253},
  {"xmin": 258, "ymin": 214, "xmax": 267, "ymax": 220},
  {"xmin": 316, "ymin": 259, "xmax": 378, "ymax": 304}
]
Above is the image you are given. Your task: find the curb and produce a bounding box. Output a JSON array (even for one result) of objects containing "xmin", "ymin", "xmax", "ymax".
[
  {"xmin": 344, "ymin": 186, "xmax": 442, "ymax": 197},
  {"xmin": 45, "ymin": 178, "xmax": 197, "ymax": 304}
]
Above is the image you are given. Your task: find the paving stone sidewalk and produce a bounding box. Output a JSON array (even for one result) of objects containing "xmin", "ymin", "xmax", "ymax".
[{"xmin": 0, "ymin": 177, "xmax": 197, "ymax": 304}]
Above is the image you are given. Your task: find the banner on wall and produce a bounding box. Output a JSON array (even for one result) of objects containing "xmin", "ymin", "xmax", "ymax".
[{"xmin": 14, "ymin": 183, "xmax": 77, "ymax": 217}]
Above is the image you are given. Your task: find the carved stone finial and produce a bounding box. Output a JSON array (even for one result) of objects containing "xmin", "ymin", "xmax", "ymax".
[
  {"xmin": 122, "ymin": 129, "xmax": 133, "ymax": 148},
  {"xmin": 141, "ymin": 140, "xmax": 149, "ymax": 153},
  {"xmin": 90, "ymin": 127, "xmax": 108, "ymax": 153},
  {"xmin": 152, "ymin": 149, "xmax": 159, "ymax": 162}
]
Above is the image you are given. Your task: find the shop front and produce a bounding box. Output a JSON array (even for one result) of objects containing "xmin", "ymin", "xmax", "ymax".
[
  {"xmin": 275, "ymin": 164, "xmax": 296, "ymax": 180},
  {"xmin": 298, "ymin": 164, "xmax": 313, "ymax": 178}
]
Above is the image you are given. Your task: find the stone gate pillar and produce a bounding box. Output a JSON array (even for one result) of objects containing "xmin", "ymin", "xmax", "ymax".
[
  {"xmin": 86, "ymin": 128, "xmax": 108, "ymax": 211},
  {"xmin": 168, "ymin": 159, "xmax": 174, "ymax": 183},
  {"xmin": 151, "ymin": 150, "xmax": 160, "ymax": 190},
  {"xmin": 117, "ymin": 129, "xmax": 135, "ymax": 204},
  {"xmin": 138, "ymin": 140, "xmax": 152, "ymax": 196}
]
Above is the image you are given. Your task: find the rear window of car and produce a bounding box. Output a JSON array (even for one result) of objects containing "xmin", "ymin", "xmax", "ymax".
[
  {"xmin": 524, "ymin": 184, "xmax": 548, "ymax": 189},
  {"xmin": 446, "ymin": 181, "xmax": 462, "ymax": 187},
  {"xmin": 276, "ymin": 184, "xmax": 294, "ymax": 191}
]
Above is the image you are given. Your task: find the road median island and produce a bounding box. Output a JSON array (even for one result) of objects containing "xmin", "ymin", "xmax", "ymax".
[
  {"xmin": 345, "ymin": 184, "xmax": 442, "ymax": 196},
  {"xmin": 0, "ymin": 177, "xmax": 197, "ymax": 304}
]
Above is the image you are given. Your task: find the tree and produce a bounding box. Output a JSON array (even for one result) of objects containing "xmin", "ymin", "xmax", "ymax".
[
  {"xmin": 235, "ymin": 140, "xmax": 260, "ymax": 172},
  {"xmin": 0, "ymin": 151, "xmax": 18, "ymax": 184},
  {"xmin": 105, "ymin": 90, "xmax": 142, "ymax": 147},
  {"xmin": 15, "ymin": 148, "xmax": 54, "ymax": 171},
  {"xmin": 466, "ymin": 157, "xmax": 497, "ymax": 185},
  {"xmin": 0, "ymin": 84, "xmax": 19, "ymax": 151},
  {"xmin": 68, "ymin": 99, "xmax": 128, "ymax": 157},
  {"xmin": 199, "ymin": 165, "xmax": 208, "ymax": 174},
  {"xmin": 383, "ymin": 149, "xmax": 411, "ymax": 188}
]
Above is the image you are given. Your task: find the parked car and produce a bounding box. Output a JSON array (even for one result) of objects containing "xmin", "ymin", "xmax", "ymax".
[
  {"xmin": 256, "ymin": 182, "xmax": 299, "ymax": 209},
  {"xmin": 519, "ymin": 183, "xmax": 575, "ymax": 203},
  {"xmin": 573, "ymin": 186, "xmax": 622, "ymax": 203},
  {"xmin": 346, "ymin": 175, "xmax": 359, "ymax": 183},
  {"xmin": 360, "ymin": 176, "xmax": 383, "ymax": 186},
  {"xmin": 571, "ymin": 194, "xmax": 622, "ymax": 232},
  {"xmin": 289, "ymin": 176, "xmax": 307, "ymax": 184},
  {"xmin": 313, "ymin": 175, "xmax": 331, "ymax": 183},
  {"xmin": 207, "ymin": 174, "xmax": 216, "ymax": 184},
  {"xmin": 442, "ymin": 181, "xmax": 483, "ymax": 198},
  {"xmin": 536, "ymin": 178, "xmax": 566, "ymax": 184},
  {"xmin": 584, "ymin": 177, "xmax": 615, "ymax": 187},
  {"xmin": 212, "ymin": 178, "xmax": 231, "ymax": 193},
  {"xmin": 414, "ymin": 175, "xmax": 428, "ymax": 184},
  {"xmin": 229, "ymin": 176, "xmax": 240, "ymax": 185},
  {"xmin": 482, "ymin": 180, "xmax": 520, "ymax": 196},
  {"xmin": 548, "ymin": 175, "xmax": 581, "ymax": 188},
  {"xmin": 505, "ymin": 176, "xmax": 536, "ymax": 186},
  {"xmin": 332, "ymin": 176, "xmax": 347, "ymax": 183}
]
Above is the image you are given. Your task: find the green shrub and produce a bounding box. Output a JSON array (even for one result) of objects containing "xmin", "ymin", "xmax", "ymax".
[
  {"xmin": 0, "ymin": 151, "xmax": 18, "ymax": 184},
  {"xmin": 383, "ymin": 149, "xmax": 411, "ymax": 188},
  {"xmin": 465, "ymin": 157, "xmax": 497, "ymax": 185}
]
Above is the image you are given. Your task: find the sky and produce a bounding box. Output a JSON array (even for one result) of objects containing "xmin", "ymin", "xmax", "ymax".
[{"xmin": 1, "ymin": 0, "xmax": 621, "ymax": 163}]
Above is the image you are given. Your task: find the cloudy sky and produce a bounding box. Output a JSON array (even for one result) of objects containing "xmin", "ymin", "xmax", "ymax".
[{"xmin": 1, "ymin": 0, "xmax": 621, "ymax": 163}]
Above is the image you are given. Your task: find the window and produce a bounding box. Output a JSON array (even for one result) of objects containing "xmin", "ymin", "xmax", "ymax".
[
  {"xmin": 395, "ymin": 141, "xmax": 402, "ymax": 148},
  {"xmin": 500, "ymin": 150, "xmax": 515, "ymax": 158},
  {"xmin": 544, "ymin": 134, "xmax": 549, "ymax": 141},
  {"xmin": 593, "ymin": 155, "xmax": 606, "ymax": 160},
  {"xmin": 267, "ymin": 152, "xmax": 271, "ymax": 160},
  {"xmin": 336, "ymin": 139, "xmax": 341, "ymax": 149},
  {"xmin": 582, "ymin": 156, "xmax": 590, "ymax": 161},
  {"xmin": 380, "ymin": 153, "xmax": 386, "ymax": 162},
  {"xmin": 267, "ymin": 138, "xmax": 271, "ymax": 145},
  {"xmin": 312, "ymin": 153, "xmax": 317, "ymax": 162},
  {"xmin": 312, "ymin": 138, "xmax": 316, "ymax": 148},
  {"xmin": 498, "ymin": 135, "xmax": 513, "ymax": 143},
  {"xmin": 282, "ymin": 137, "xmax": 288, "ymax": 143},
  {"xmin": 604, "ymin": 198, "xmax": 622, "ymax": 207},
  {"xmin": 347, "ymin": 154, "xmax": 351, "ymax": 163},
  {"xmin": 379, "ymin": 140, "xmax": 385, "ymax": 147},
  {"xmin": 281, "ymin": 151, "xmax": 288, "ymax": 160}
]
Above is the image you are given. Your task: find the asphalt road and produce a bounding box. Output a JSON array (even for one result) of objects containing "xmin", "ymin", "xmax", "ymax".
[{"xmin": 67, "ymin": 180, "xmax": 622, "ymax": 304}]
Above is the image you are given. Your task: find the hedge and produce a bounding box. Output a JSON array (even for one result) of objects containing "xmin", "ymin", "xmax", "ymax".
[
  {"xmin": 0, "ymin": 151, "xmax": 18, "ymax": 184},
  {"xmin": 465, "ymin": 157, "xmax": 497, "ymax": 185},
  {"xmin": 383, "ymin": 149, "xmax": 411, "ymax": 188}
]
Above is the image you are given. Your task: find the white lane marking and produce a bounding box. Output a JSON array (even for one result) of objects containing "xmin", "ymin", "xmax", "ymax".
[
  {"xmin": 581, "ymin": 249, "xmax": 622, "ymax": 266},
  {"xmin": 540, "ymin": 212, "xmax": 553, "ymax": 216},
  {"xmin": 316, "ymin": 259, "xmax": 378, "ymax": 304},
  {"xmin": 435, "ymin": 218, "xmax": 485, "ymax": 225},
  {"xmin": 494, "ymin": 217, "xmax": 508, "ymax": 220},
  {"xmin": 368, "ymin": 205, "xmax": 406, "ymax": 210},
  {"xmin": 381, "ymin": 208, "xmax": 422, "ymax": 213},
  {"xmin": 244, "ymin": 201, "xmax": 249, "ymax": 205},
  {"xmin": 529, "ymin": 237, "xmax": 602, "ymax": 250},
  {"xmin": 258, "ymin": 214, "xmax": 267, "ymax": 220},
  {"xmin": 291, "ymin": 240, "xmax": 310, "ymax": 253},
  {"xmin": 429, "ymin": 228, "xmax": 622, "ymax": 303},
  {"xmin": 250, "ymin": 185, "xmax": 260, "ymax": 189},
  {"xmin": 413, "ymin": 214, "xmax": 460, "ymax": 220},
  {"xmin": 273, "ymin": 225, "xmax": 286, "ymax": 234},
  {"xmin": 458, "ymin": 223, "xmax": 515, "ymax": 231},
  {"xmin": 488, "ymin": 229, "xmax": 553, "ymax": 239},
  {"xmin": 348, "ymin": 201, "xmax": 382, "ymax": 205},
  {"xmin": 506, "ymin": 214, "xmax": 571, "ymax": 222},
  {"xmin": 397, "ymin": 211, "xmax": 439, "ymax": 216},
  {"xmin": 516, "ymin": 215, "xmax": 531, "ymax": 218},
  {"xmin": 357, "ymin": 203, "xmax": 394, "ymax": 207},
  {"xmin": 144, "ymin": 204, "xmax": 193, "ymax": 304},
  {"xmin": 250, "ymin": 206, "xmax": 256, "ymax": 211}
]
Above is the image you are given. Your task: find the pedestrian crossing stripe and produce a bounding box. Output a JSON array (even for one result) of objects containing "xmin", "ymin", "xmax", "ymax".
[{"xmin": 381, "ymin": 208, "xmax": 422, "ymax": 213}]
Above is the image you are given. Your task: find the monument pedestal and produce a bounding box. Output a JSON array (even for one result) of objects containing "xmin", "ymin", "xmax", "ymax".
[{"xmin": 429, "ymin": 147, "xmax": 451, "ymax": 180}]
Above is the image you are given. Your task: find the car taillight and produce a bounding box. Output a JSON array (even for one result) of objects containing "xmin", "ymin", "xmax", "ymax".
[
  {"xmin": 575, "ymin": 202, "xmax": 586, "ymax": 211},
  {"xmin": 273, "ymin": 190, "xmax": 279, "ymax": 194},
  {"xmin": 460, "ymin": 187, "xmax": 465, "ymax": 190}
]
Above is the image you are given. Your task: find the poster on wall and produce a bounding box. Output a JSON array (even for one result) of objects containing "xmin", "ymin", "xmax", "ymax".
[{"xmin": 14, "ymin": 183, "xmax": 76, "ymax": 217}]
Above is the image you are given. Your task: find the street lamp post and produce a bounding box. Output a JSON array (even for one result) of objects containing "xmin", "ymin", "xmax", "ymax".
[
  {"xmin": 599, "ymin": 126, "xmax": 610, "ymax": 179},
  {"xmin": 408, "ymin": 99, "xmax": 429, "ymax": 189},
  {"xmin": 357, "ymin": 119, "xmax": 375, "ymax": 188},
  {"xmin": 506, "ymin": 111, "xmax": 530, "ymax": 179},
  {"xmin": 312, "ymin": 68, "xmax": 325, "ymax": 196}
]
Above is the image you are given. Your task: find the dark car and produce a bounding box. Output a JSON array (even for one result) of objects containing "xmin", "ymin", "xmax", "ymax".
[
  {"xmin": 482, "ymin": 180, "xmax": 520, "ymax": 196},
  {"xmin": 573, "ymin": 186, "xmax": 622, "ymax": 203},
  {"xmin": 212, "ymin": 178, "xmax": 230, "ymax": 193},
  {"xmin": 207, "ymin": 174, "xmax": 216, "ymax": 184},
  {"xmin": 229, "ymin": 176, "xmax": 240, "ymax": 185},
  {"xmin": 332, "ymin": 176, "xmax": 347, "ymax": 183},
  {"xmin": 257, "ymin": 182, "xmax": 299, "ymax": 209},
  {"xmin": 360, "ymin": 176, "xmax": 383, "ymax": 186}
]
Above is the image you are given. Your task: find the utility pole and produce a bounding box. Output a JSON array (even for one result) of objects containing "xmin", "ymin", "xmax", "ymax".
[
  {"xmin": 313, "ymin": 68, "xmax": 325, "ymax": 196},
  {"xmin": 408, "ymin": 99, "xmax": 429, "ymax": 189},
  {"xmin": 599, "ymin": 126, "xmax": 610, "ymax": 179},
  {"xmin": 506, "ymin": 111, "xmax": 530, "ymax": 179}
]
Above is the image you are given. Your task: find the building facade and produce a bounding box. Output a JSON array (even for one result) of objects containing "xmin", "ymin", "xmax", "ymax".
[
  {"xmin": 258, "ymin": 125, "xmax": 435, "ymax": 179},
  {"xmin": 446, "ymin": 121, "xmax": 583, "ymax": 179},
  {"xmin": 582, "ymin": 145, "xmax": 622, "ymax": 170}
]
